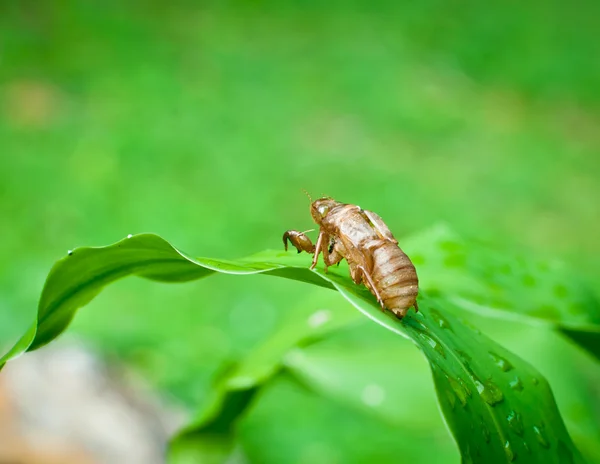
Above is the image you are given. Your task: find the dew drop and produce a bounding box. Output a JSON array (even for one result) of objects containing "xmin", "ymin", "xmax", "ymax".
[
  {"xmin": 523, "ymin": 440, "xmax": 531, "ymax": 454},
  {"xmin": 462, "ymin": 444, "xmax": 474, "ymax": 464},
  {"xmin": 412, "ymin": 324, "xmax": 446, "ymax": 358},
  {"xmin": 489, "ymin": 352, "xmax": 514, "ymax": 372},
  {"xmin": 458, "ymin": 377, "xmax": 472, "ymax": 397},
  {"xmin": 533, "ymin": 425, "xmax": 550, "ymax": 448},
  {"xmin": 420, "ymin": 333, "xmax": 446, "ymax": 358},
  {"xmin": 532, "ymin": 377, "xmax": 539, "ymax": 386},
  {"xmin": 504, "ymin": 441, "xmax": 515, "ymax": 462},
  {"xmin": 455, "ymin": 349, "xmax": 472, "ymax": 363},
  {"xmin": 507, "ymin": 410, "xmax": 524, "ymax": 436},
  {"xmin": 474, "ymin": 379, "xmax": 485, "ymax": 395},
  {"xmin": 509, "ymin": 376, "xmax": 524, "ymax": 391},
  {"xmin": 67, "ymin": 250, "xmax": 73, "ymax": 256},
  {"xmin": 430, "ymin": 308, "xmax": 453, "ymax": 331},
  {"xmin": 446, "ymin": 375, "xmax": 468, "ymax": 406},
  {"xmin": 478, "ymin": 380, "xmax": 504, "ymax": 406},
  {"xmin": 127, "ymin": 234, "xmax": 133, "ymax": 239},
  {"xmin": 445, "ymin": 388, "xmax": 456, "ymax": 410},
  {"xmin": 480, "ymin": 419, "xmax": 490, "ymax": 443}
]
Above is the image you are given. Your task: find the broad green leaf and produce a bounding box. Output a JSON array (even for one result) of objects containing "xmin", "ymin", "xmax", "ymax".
[
  {"xmin": 236, "ymin": 373, "xmax": 459, "ymax": 464},
  {"xmin": 464, "ymin": 314, "xmax": 600, "ymax": 464},
  {"xmin": 404, "ymin": 225, "xmax": 600, "ymax": 359},
  {"xmin": 0, "ymin": 233, "xmax": 585, "ymax": 463},
  {"xmin": 169, "ymin": 294, "xmax": 362, "ymax": 462}
]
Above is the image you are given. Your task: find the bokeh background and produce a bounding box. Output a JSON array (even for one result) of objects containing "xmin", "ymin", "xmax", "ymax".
[{"xmin": 1, "ymin": 1, "xmax": 599, "ymax": 463}]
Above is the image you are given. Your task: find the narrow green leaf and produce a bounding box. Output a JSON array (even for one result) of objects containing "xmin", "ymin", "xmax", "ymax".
[{"xmin": 0, "ymin": 234, "xmax": 585, "ymax": 463}]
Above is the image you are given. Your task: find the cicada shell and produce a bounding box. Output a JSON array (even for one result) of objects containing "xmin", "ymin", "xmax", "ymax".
[{"xmin": 283, "ymin": 197, "xmax": 418, "ymax": 319}]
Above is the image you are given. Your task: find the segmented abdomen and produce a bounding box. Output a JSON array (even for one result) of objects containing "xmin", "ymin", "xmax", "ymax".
[{"xmin": 367, "ymin": 240, "xmax": 418, "ymax": 317}]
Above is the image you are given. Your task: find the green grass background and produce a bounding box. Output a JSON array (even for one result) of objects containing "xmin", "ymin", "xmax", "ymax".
[{"xmin": 1, "ymin": 1, "xmax": 599, "ymax": 461}]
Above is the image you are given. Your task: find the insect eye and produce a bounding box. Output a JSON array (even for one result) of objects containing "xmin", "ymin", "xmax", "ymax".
[{"xmin": 318, "ymin": 205, "xmax": 329, "ymax": 216}]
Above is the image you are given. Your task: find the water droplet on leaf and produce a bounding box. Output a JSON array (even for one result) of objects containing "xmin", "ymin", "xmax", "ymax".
[
  {"xmin": 445, "ymin": 388, "xmax": 456, "ymax": 410},
  {"xmin": 489, "ymin": 352, "xmax": 514, "ymax": 371},
  {"xmin": 462, "ymin": 445, "xmax": 474, "ymax": 464},
  {"xmin": 455, "ymin": 349, "xmax": 472, "ymax": 363},
  {"xmin": 480, "ymin": 420, "xmax": 490, "ymax": 443},
  {"xmin": 478, "ymin": 380, "xmax": 504, "ymax": 406},
  {"xmin": 507, "ymin": 410, "xmax": 524, "ymax": 436},
  {"xmin": 67, "ymin": 250, "xmax": 73, "ymax": 256},
  {"xmin": 420, "ymin": 333, "xmax": 446, "ymax": 358},
  {"xmin": 446, "ymin": 375, "xmax": 468, "ymax": 406},
  {"xmin": 532, "ymin": 377, "xmax": 539, "ymax": 386},
  {"xmin": 430, "ymin": 308, "xmax": 452, "ymax": 331},
  {"xmin": 533, "ymin": 425, "xmax": 550, "ymax": 448},
  {"xmin": 412, "ymin": 324, "xmax": 446, "ymax": 358},
  {"xmin": 504, "ymin": 441, "xmax": 515, "ymax": 461},
  {"xmin": 127, "ymin": 234, "xmax": 133, "ymax": 239},
  {"xmin": 458, "ymin": 377, "xmax": 472, "ymax": 397},
  {"xmin": 509, "ymin": 376, "xmax": 524, "ymax": 391}
]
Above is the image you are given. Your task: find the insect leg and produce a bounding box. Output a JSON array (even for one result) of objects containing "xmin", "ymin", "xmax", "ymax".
[
  {"xmin": 357, "ymin": 265, "xmax": 386, "ymax": 310},
  {"xmin": 349, "ymin": 263, "xmax": 363, "ymax": 285},
  {"xmin": 283, "ymin": 230, "xmax": 316, "ymax": 254},
  {"xmin": 310, "ymin": 230, "xmax": 328, "ymax": 270}
]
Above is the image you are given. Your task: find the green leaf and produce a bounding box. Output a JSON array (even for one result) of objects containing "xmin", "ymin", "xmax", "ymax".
[
  {"xmin": 404, "ymin": 225, "xmax": 600, "ymax": 359},
  {"xmin": 235, "ymin": 372, "xmax": 459, "ymax": 464},
  {"xmin": 0, "ymin": 233, "xmax": 585, "ymax": 463}
]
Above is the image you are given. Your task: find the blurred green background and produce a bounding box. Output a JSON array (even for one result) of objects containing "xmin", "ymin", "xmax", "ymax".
[{"xmin": 1, "ymin": 1, "xmax": 599, "ymax": 462}]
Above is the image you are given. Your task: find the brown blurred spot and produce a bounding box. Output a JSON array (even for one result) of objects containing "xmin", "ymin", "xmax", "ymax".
[
  {"xmin": 3, "ymin": 79, "xmax": 61, "ymax": 129},
  {"xmin": 0, "ymin": 342, "xmax": 187, "ymax": 464},
  {"xmin": 0, "ymin": 380, "xmax": 97, "ymax": 464}
]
